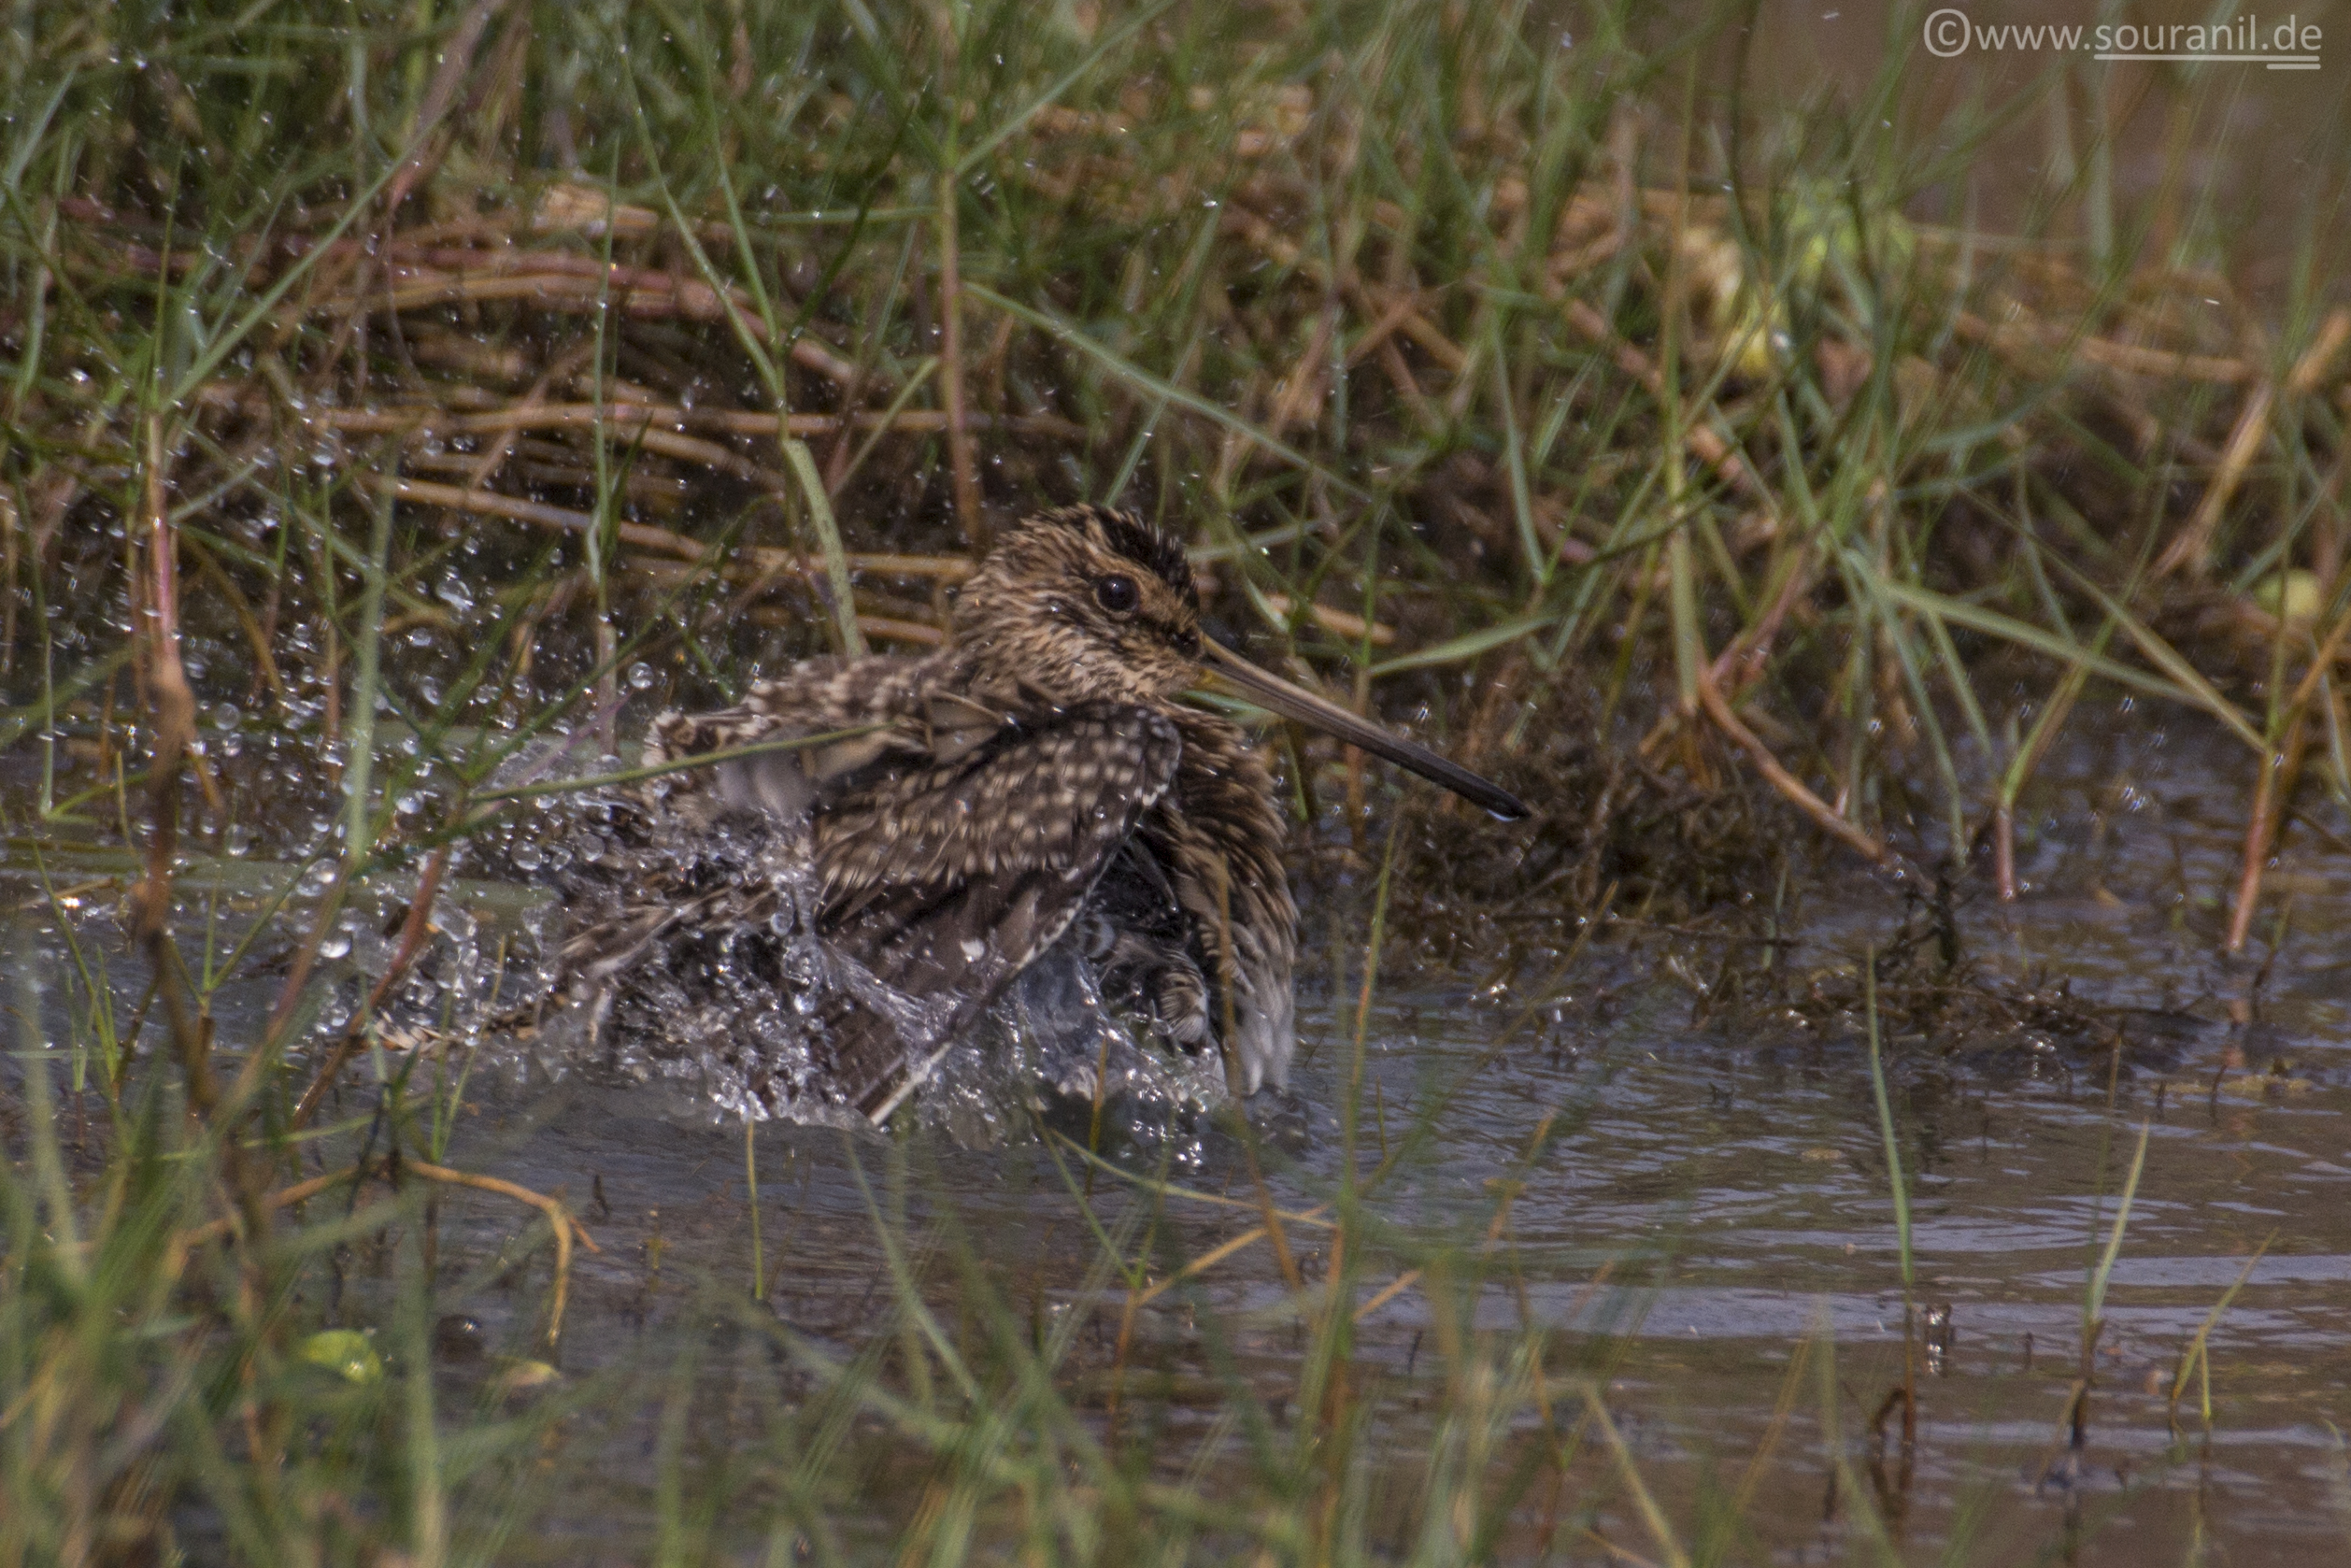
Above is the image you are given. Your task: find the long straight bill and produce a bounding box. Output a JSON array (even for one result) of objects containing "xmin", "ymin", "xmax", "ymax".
[{"xmin": 1203, "ymin": 640, "xmax": 1529, "ymax": 820}]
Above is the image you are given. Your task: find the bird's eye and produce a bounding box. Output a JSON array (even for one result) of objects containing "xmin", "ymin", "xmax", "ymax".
[{"xmin": 1094, "ymin": 575, "xmax": 1140, "ymax": 613}]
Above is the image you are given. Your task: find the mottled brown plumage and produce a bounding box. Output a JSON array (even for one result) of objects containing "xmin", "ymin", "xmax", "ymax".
[{"xmin": 556, "ymin": 505, "xmax": 1522, "ymax": 1120}]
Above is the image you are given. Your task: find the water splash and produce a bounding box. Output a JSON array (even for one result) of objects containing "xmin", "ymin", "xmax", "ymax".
[
  {"xmin": 909, "ymin": 939, "xmax": 1226, "ymax": 1165},
  {"xmin": 448, "ymin": 777, "xmax": 1230, "ymax": 1147}
]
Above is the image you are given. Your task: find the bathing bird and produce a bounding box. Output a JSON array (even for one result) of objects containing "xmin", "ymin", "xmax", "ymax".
[{"xmin": 551, "ymin": 505, "xmax": 1524, "ymax": 1121}]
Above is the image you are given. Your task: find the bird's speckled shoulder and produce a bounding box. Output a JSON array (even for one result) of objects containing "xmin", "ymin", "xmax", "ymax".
[
  {"xmin": 818, "ymin": 702, "xmax": 1185, "ymax": 913},
  {"xmin": 644, "ymin": 649, "xmax": 958, "ymax": 769}
]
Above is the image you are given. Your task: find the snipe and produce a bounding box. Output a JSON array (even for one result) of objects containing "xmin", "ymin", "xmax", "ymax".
[{"xmin": 553, "ymin": 506, "xmax": 1524, "ymax": 1121}]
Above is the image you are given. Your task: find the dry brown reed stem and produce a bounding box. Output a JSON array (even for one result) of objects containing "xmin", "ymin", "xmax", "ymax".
[
  {"xmin": 1129, "ymin": 1204, "xmax": 1334, "ymax": 1309},
  {"xmin": 1260, "ymin": 592, "xmax": 1396, "ymax": 645},
  {"xmin": 938, "ymin": 220, "xmax": 986, "ymax": 549},
  {"xmin": 1220, "ymin": 203, "xmax": 1468, "ymax": 380},
  {"xmin": 1579, "ymin": 1387, "xmax": 1694, "ymax": 1568},
  {"xmin": 195, "ymin": 388, "xmax": 1084, "ymax": 444},
  {"xmin": 0, "ymin": 485, "xmax": 18, "ymax": 674},
  {"xmin": 379, "ymin": 0, "xmax": 509, "ymax": 218},
  {"xmin": 1350, "ymin": 1119, "xmax": 1547, "ymax": 1326},
  {"xmin": 1994, "ymin": 802, "xmax": 2019, "ymax": 903},
  {"xmin": 170, "ymin": 1156, "xmax": 599, "ymax": 1348},
  {"xmin": 1350, "ymin": 319, "xmax": 1434, "ymax": 424},
  {"xmin": 180, "ymin": 535, "xmax": 290, "ymax": 704},
  {"xmin": 130, "ymin": 423, "xmax": 192, "ymax": 943},
  {"xmin": 403, "ymin": 1158, "xmax": 598, "ymax": 1347},
  {"xmin": 1357, "ymin": 283, "xmax": 1466, "ymax": 375},
  {"xmin": 1559, "ymin": 297, "xmax": 1765, "ymax": 501},
  {"xmin": 1051, "ymin": 1143, "xmax": 1334, "ymax": 1313},
  {"xmin": 1710, "ymin": 545, "xmax": 1813, "ymax": 700},
  {"xmin": 132, "ymin": 412, "xmax": 279, "ymax": 1316},
  {"xmin": 736, "ymin": 549, "xmax": 976, "ymax": 580},
  {"xmin": 1266, "ymin": 308, "xmax": 1337, "ymax": 435},
  {"xmin": 130, "ymin": 417, "xmax": 223, "ymax": 1119},
  {"xmin": 1992, "ymin": 659, "xmax": 2099, "ymax": 901},
  {"xmin": 1949, "ymin": 307, "xmax": 2257, "ymax": 387},
  {"xmin": 1349, "ymin": 1266, "xmax": 1420, "ymax": 1323},
  {"xmin": 169, "ymin": 1164, "xmax": 365, "ymax": 1255},
  {"xmin": 2223, "ymin": 599, "xmax": 2351, "ymax": 948},
  {"xmin": 529, "ymin": 181, "xmax": 743, "ymax": 249},
  {"xmin": 287, "ymin": 843, "xmax": 452, "ymax": 1132},
  {"xmin": 848, "ymin": 615, "xmax": 944, "ymax": 647},
  {"xmin": 2226, "ymin": 706, "xmax": 2309, "ymax": 954},
  {"xmin": 454, "ymin": 343, "xmax": 597, "ymax": 497},
  {"xmin": 2157, "ymin": 306, "xmax": 2351, "ymax": 579},
  {"xmin": 257, "ymin": 875, "xmax": 355, "ymax": 1082},
  {"xmin": 293, "ymin": 261, "xmax": 869, "ymax": 390},
  {"xmin": 1696, "ymin": 663, "xmax": 1901, "ymax": 873},
  {"xmin": 377, "ymin": 475, "xmax": 707, "ymax": 557},
  {"xmin": 370, "ymin": 476, "xmax": 976, "ymax": 592},
  {"xmin": 1343, "ymin": 287, "xmax": 1434, "ymax": 369}
]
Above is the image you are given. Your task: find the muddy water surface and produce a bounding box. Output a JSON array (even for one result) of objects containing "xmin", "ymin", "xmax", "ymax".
[{"xmin": 13, "ymin": 714, "xmax": 2351, "ymax": 1564}]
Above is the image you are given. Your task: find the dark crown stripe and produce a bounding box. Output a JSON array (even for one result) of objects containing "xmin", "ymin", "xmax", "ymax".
[{"xmin": 1032, "ymin": 504, "xmax": 1194, "ymax": 602}]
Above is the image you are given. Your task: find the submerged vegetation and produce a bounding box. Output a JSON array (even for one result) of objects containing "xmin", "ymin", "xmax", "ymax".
[{"xmin": 3, "ymin": 0, "xmax": 2348, "ymax": 1560}]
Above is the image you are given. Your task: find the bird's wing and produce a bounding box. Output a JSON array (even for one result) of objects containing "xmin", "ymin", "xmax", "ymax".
[
  {"xmin": 643, "ymin": 656, "xmax": 939, "ymax": 823},
  {"xmin": 812, "ymin": 702, "xmax": 1184, "ymax": 1117}
]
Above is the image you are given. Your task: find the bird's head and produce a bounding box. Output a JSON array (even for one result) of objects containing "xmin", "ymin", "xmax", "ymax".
[
  {"xmin": 951, "ymin": 506, "xmax": 1206, "ymax": 706},
  {"xmin": 953, "ymin": 505, "xmax": 1531, "ymax": 821}
]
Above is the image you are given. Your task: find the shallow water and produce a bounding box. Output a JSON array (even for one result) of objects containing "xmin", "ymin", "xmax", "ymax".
[{"xmin": 13, "ymin": 712, "xmax": 2351, "ymax": 1562}]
